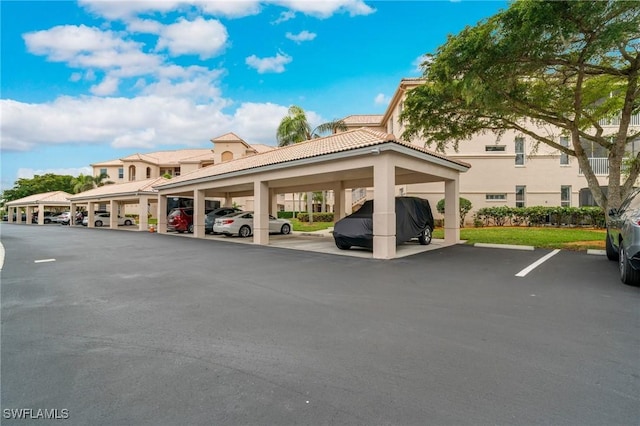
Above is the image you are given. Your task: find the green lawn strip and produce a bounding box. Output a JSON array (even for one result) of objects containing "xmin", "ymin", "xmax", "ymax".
[
  {"xmin": 290, "ymin": 218, "xmax": 334, "ymax": 232},
  {"xmin": 432, "ymin": 227, "xmax": 606, "ymax": 250}
]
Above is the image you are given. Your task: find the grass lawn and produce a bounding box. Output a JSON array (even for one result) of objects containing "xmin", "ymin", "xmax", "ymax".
[
  {"xmin": 432, "ymin": 226, "xmax": 606, "ymax": 251},
  {"xmin": 290, "ymin": 218, "xmax": 334, "ymax": 232}
]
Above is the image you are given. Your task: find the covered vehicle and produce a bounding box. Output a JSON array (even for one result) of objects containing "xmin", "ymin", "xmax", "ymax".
[{"xmin": 333, "ymin": 197, "xmax": 434, "ymax": 250}]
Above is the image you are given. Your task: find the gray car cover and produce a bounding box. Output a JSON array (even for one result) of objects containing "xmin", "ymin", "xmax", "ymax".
[{"xmin": 333, "ymin": 197, "xmax": 434, "ymax": 249}]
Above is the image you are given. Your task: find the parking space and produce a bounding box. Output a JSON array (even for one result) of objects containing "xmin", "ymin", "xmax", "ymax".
[{"xmin": 2, "ymin": 224, "xmax": 637, "ymax": 425}]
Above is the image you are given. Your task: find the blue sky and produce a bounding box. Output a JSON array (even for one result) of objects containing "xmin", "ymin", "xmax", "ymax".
[{"xmin": 0, "ymin": 0, "xmax": 507, "ymax": 191}]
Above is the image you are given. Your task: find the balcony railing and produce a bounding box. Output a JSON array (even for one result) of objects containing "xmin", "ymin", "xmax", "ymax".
[
  {"xmin": 598, "ymin": 114, "xmax": 640, "ymax": 127},
  {"xmin": 579, "ymin": 157, "xmax": 609, "ymax": 176},
  {"xmin": 351, "ymin": 188, "xmax": 367, "ymax": 206}
]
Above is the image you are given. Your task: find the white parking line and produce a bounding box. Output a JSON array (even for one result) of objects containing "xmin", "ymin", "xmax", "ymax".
[
  {"xmin": 515, "ymin": 249, "xmax": 561, "ymax": 278},
  {"xmin": 34, "ymin": 259, "xmax": 56, "ymax": 264}
]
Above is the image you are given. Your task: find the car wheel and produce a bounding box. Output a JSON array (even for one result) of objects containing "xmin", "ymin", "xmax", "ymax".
[
  {"xmin": 95, "ymin": 220, "xmax": 103, "ymax": 227},
  {"xmin": 188, "ymin": 224, "xmax": 194, "ymax": 233},
  {"xmin": 335, "ymin": 241, "xmax": 351, "ymax": 250},
  {"xmin": 619, "ymin": 245, "xmax": 640, "ymax": 286},
  {"xmin": 281, "ymin": 224, "xmax": 291, "ymax": 235},
  {"xmin": 418, "ymin": 226, "xmax": 432, "ymax": 245},
  {"xmin": 44, "ymin": 219, "xmax": 51, "ymax": 224},
  {"xmin": 124, "ymin": 219, "xmax": 132, "ymax": 226},
  {"xmin": 605, "ymin": 231, "xmax": 618, "ymax": 261},
  {"xmin": 239, "ymin": 225, "xmax": 251, "ymax": 238}
]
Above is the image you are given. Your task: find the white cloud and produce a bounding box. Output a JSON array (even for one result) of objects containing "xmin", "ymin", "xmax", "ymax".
[
  {"xmin": 69, "ymin": 72, "xmax": 82, "ymax": 82},
  {"xmin": 272, "ymin": 10, "xmax": 296, "ymax": 24},
  {"xmin": 285, "ymin": 30, "xmax": 316, "ymax": 44},
  {"xmin": 273, "ymin": 0, "xmax": 375, "ymax": 18},
  {"xmin": 17, "ymin": 167, "xmax": 93, "ymax": 179},
  {"xmin": 91, "ymin": 75, "xmax": 120, "ymax": 96},
  {"xmin": 79, "ymin": 0, "xmax": 261, "ymax": 20},
  {"xmin": 245, "ymin": 52, "xmax": 292, "ymax": 74},
  {"xmin": 155, "ymin": 17, "xmax": 228, "ymax": 59},
  {"xmin": 23, "ymin": 25, "xmax": 163, "ymax": 77},
  {"xmin": 374, "ymin": 93, "xmax": 389, "ymax": 105}
]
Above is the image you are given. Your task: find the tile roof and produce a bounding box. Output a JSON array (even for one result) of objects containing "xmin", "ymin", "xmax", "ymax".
[
  {"xmin": 155, "ymin": 127, "xmax": 469, "ymax": 189},
  {"xmin": 342, "ymin": 115, "xmax": 384, "ymax": 125},
  {"xmin": 211, "ymin": 132, "xmax": 245, "ymax": 142},
  {"xmin": 6, "ymin": 191, "xmax": 73, "ymax": 206},
  {"xmin": 68, "ymin": 177, "xmax": 168, "ymax": 200},
  {"xmin": 120, "ymin": 149, "xmax": 214, "ymax": 165},
  {"xmin": 250, "ymin": 144, "xmax": 276, "ymax": 153}
]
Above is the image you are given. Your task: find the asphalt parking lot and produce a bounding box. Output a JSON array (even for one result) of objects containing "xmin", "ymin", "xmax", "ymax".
[{"xmin": 1, "ymin": 224, "xmax": 638, "ymax": 425}]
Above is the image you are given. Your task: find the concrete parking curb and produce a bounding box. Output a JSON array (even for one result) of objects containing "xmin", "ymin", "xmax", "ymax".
[
  {"xmin": 474, "ymin": 243, "xmax": 535, "ymax": 251},
  {"xmin": 587, "ymin": 249, "xmax": 606, "ymax": 256}
]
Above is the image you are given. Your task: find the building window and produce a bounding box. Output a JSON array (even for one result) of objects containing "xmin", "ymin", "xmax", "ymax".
[
  {"xmin": 146, "ymin": 167, "xmax": 151, "ymax": 179},
  {"xmin": 100, "ymin": 168, "xmax": 107, "ymax": 176},
  {"xmin": 221, "ymin": 151, "xmax": 233, "ymax": 162},
  {"xmin": 485, "ymin": 145, "xmax": 506, "ymax": 152},
  {"xmin": 560, "ymin": 136, "xmax": 569, "ymax": 165},
  {"xmin": 118, "ymin": 168, "xmax": 124, "ymax": 179},
  {"xmin": 515, "ymin": 185, "xmax": 526, "ymax": 207},
  {"xmin": 515, "ymin": 137, "xmax": 525, "ymax": 165},
  {"xmin": 561, "ymin": 185, "xmax": 571, "ymax": 207},
  {"xmin": 388, "ymin": 117, "xmax": 394, "ymax": 135},
  {"xmin": 174, "ymin": 167, "xmax": 180, "ymax": 176},
  {"xmin": 128, "ymin": 165, "xmax": 136, "ymax": 181},
  {"xmin": 486, "ymin": 194, "xmax": 507, "ymax": 201}
]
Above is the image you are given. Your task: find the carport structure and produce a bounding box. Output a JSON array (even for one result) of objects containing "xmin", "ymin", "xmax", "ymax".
[
  {"xmin": 5, "ymin": 191, "xmax": 72, "ymax": 225},
  {"xmin": 67, "ymin": 177, "xmax": 166, "ymax": 231},
  {"xmin": 155, "ymin": 128, "xmax": 470, "ymax": 259}
]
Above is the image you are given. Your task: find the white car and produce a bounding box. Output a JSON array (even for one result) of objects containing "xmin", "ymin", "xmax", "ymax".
[
  {"xmin": 54, "ymin": 211, "xmax": 71, "ymax": 224},
  {"xmin": 82, "ymin": 213, "xmax": 136, "ymax": 227},
  {"xmin": 213, "ymin": 211, "xmax": 291, "ymax": 237}
]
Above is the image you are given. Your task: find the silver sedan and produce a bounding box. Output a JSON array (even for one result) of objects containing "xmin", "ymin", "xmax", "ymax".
[{"xmin": 213, "ymin": 211, "xmax": 291, "ymax": 237}]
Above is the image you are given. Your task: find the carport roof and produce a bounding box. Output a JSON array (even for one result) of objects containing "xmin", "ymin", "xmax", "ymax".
[
  {"xmin": 67, "ymin": 177, "xmax": 167, "ymax": 201},
  {"xmin": 154, "ymin": 128, "xmax": 470, "ymax": 189},
  {"xmin": 6, "ymin": 191, "xmax": 73, "ymax": 206}
]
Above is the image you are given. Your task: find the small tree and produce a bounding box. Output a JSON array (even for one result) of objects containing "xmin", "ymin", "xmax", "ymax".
[{"xmin": 436, "ymin": 197, "xmax": 473, "ymax": 227}]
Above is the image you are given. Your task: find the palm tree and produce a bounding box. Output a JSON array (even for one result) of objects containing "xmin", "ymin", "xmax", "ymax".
[
  {"xmin": 72, "ymin": 172, "xmax": 113, "ymax": 193},
  {"xmin": 276, "ymin": 105, "xmax": 347, "ymax": 219}
]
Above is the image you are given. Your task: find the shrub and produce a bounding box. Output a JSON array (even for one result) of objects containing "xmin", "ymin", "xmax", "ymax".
[
  {"xmin": 277, "ymin": 211, "xmax": 295, "ymax": 219},
  {"xmin": 436, "ymin": 197, "xmax": 473, "ymax": 227},
  {"xmin": 296, "ymin": 212, "xmax": 334, "ymax": 222},
  {"xmin": 473, "ymin": 206, "xmax": 605, "ymax": 228}
]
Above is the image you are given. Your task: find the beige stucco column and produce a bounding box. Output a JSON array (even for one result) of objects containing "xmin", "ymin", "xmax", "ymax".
[
  {"xmin": 373, "ymin": 158, "xmax": 396, "ymax": 260},
  {"xmin": 193, "ymin": 189, "xmax": 205, "ymax": 238},
  {"xmin": 37, "ymin": 205, "xmax": 45, "ymax": 225},
  {"xmin": 332, "ymin": 181, "xmax": 346, "ymax": 221},
  {"xmin": 109, "ymin": 200, "xmax": 118, "ymax": 228},
  {"xmin": 87, "ymin": 202, "xmax": 95, "ymax": 228},
  {"xmin": 270, "ymin": 189, "xmax": 278, "ymax": 217},
  {"xmin": 25, "ymin": 206, "xmax": 34, "ymax": 225},
  {"xmin": 138, "ymin": 196, "xmax": 149, "ymax": 231},
  {"xmin": 70, "ymin": 202, "xmax": 76, "ymax": 226},
  {"xmin": 8, "ymin": 207, "xmax": 14, "ymax": 223},
  {"xmin": 158, "ymin": 194, "xmax": 167, "ymax": 233},
  {"xmin": 253, "ymin": 180, "xmax": 269, "ymax": 245},
  {"xmin": 444, "ymin": 179, "xmax": 460, "ymax": 244},
  {"xmin": 223, "ymin": 193, "xmax": 232, "ymax": 208}
]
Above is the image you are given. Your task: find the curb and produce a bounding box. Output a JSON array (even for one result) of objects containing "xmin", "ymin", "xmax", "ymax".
[
  {"xmin": 587, "ymin": 249, "xmax": 606, "ymax": 256},
  {"xmin": 474, "ymin": 243, "xmax": 535, "ymax": 251}
]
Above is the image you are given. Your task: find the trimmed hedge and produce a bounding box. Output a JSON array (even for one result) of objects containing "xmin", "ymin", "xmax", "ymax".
[
  {"xmin": 277, "ymin": 211, "xmax": 296, "ymax": 219},
  {"xmin": 473, "ymin": 206, "xmax": 606, "ymax": 228},
  {"xmin": 296, "ymin": 212, "xmax": 334, "ymax": 222}
]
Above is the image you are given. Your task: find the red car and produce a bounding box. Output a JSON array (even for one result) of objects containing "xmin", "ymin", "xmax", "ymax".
[{"xmin": 167, "ymin": 208, "xmax": 195, "ymax": 233}]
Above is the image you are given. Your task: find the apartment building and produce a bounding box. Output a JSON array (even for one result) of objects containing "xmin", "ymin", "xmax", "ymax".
[{"xmin": 343, "ymin": 78, "xmax": 640, "ymax": 222}]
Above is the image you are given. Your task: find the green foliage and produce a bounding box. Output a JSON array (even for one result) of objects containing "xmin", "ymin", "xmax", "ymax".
[
  {"xmin": 436, "ymin": 197, "xmax": 473, "ymax": 226},
  {"xmin": 400, "ymin": 0, "xmax": 640, "ymax": 211},
  {"xmin": 296, "ymin": 212, "xmax": 334, "ymax": 222},
  {"xmin": 72, "ymin": 172, "xmax": 113, "ymax": 194},
  {"xmin": 276, "ymin": 105, "xmax": 347, "ymax": 146},
  {"xmin": 2, "ymin": 174, "xmax": 76, "ymax": 202},
  {"xmin": 431, "ymin": 227, "xmax": 606, "ymax": 251},
  {"xmin": 277, "ymin": 211, "xmax": 295, "ymax": 219},
  {"xmin": 473, "ymin": 206, "xmax": 605, "ymax": 228}
]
